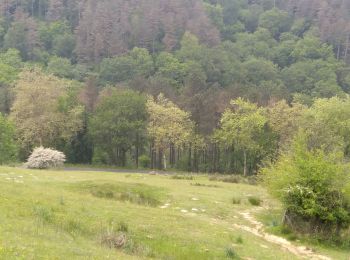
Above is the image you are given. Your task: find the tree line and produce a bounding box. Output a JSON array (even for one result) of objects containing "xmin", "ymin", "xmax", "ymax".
[
  {"xmin": 2, "ymin": 62, "xmax": 350, "ymax": 178},
  {"xmin": 0, "ymin": 0, "xmax": 350, "ymax": 176}
]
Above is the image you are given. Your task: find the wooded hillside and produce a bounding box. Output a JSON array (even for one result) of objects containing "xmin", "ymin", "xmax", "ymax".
[{"xmin": 1, "ymin": 0, "xmax": 350, "ymax": 174}]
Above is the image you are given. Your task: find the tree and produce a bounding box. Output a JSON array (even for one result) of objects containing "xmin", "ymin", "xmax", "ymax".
[
  {"xmin": 0, "ymin": 49, "xmax": 22, "ymax": 114},
  {"xmin": 301, "ymin": 96, "xmax": 350, "ymax": 157},
  {"xmin": 10, "ymin": 68, "xmax": 83, "ymax": 152},
  {"xmin": 267, "ymin": 100, "xmax": 306, "ymax": 148},
  {"xmin": 3, "ymin": 13, "xmax": 40, "ymax": 60},
  {"xmin": 89, "ymin": 89, "xmax": 148, "ymax": 167},
  {"xmin": 216, "ymin": 98, "xmax": 267, "ymax": 176},
  {"xmin": 282, "ymin": 60, "xmax": 344, "ymax": 99},
  {"xmin": 99, "ymin": 48, "xmax": 154, "ymax": 85},
  {"xmin": 147, "ymin": 93, "xmax": 194, "ymax": 169},
  {"xmin": 47, "ymin": 56, "xmax": 74, "ymax": 79},
  {"xmin": 155, "ymin": 52, "xmax": 188, "ymax": 87},
  {"xmin": 0, "ymin": 113, "xmax": 17, "ymax": 164},
  {"xmin": 259, "ymin": 8, "xmax": 292, "ymax": 39}
]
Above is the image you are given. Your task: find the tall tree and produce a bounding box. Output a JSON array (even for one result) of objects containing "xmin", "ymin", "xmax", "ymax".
[
  {"xmin": 89, "ymin": 89, "xmax": 148, "ymax": 167},
  {"xmin": 147, "ymin": 93, "xmax": 194, "ymax": 169},
  {"xmin": 10, "ymin": 67, "xmax": 83, "ymax": 152},
  {"xmin": 216, "ymin": 98, "xmax": 267, "ymax": 176}
]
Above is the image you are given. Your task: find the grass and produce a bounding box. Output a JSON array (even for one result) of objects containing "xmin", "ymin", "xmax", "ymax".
[{"xmin": 0, "ymin": 167, "xmax": 348, "ymax": 259}]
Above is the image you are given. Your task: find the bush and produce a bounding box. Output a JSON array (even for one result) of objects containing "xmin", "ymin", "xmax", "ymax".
[
  {"xmin": 261, "ymin": 137, "xmax": 350, "ymax": 237},
  {"xmin": 248, "ymin": 196, "xmax": 262, "ymax": 206},
  {"xmin": 138, "ymin": 155, "xmax": 151, "ymax": 168},
  {"xmin": 232, "ymin": 197, "xmax": 241, "ymax": 204},
  {"xmin": 25, "ymin": 147, "xmax": 66, "ymax": 169},
  {"xmin": 225, "ymin": 247, "xmax": 238, "ymax": 259}
]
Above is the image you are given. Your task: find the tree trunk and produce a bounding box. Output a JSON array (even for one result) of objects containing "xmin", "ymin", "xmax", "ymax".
[
  {"xmin": 344, "ymin": 33, "xmax": 350, "ymax": 62},
  {"xmin": 188, "ymin": 144, "xmax": 192, "ymax": 171},
  {"xmin": 163, "ymin": 154, "xmax": 167, "ymax": 169},
  {"xmin": 243, "ymin": 150, "xmax": 247, "ymax": 176},
  {"xmin": 337, "ymin": 44, "xmax": 341, "ymax": 60},
  {"xmin": 158, "ymin": 148, "xmax": 163, "ymax": 169}
]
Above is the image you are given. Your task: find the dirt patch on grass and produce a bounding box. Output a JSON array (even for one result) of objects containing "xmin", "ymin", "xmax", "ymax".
[{"xmin": 232, "ymin": 210, "xmax": 331, "ymax": 260}]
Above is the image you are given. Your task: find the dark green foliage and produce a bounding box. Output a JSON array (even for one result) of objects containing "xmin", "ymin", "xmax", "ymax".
[
  {"xmin": 170, "ymin": 175, "xmax": 195, "ymax": 180},
  {"xmin": 232, "ymin": 197, "xmax": 241, "ymax": 205},
  {"xmin": 89, "ymin": 89, "xmax": 148, "ymax": 167},
  {"xmin": 248, "ymin": 196, "xmax": 262, "ymax": 206},
  {"xmin": 236, "ymin": 236, "xmax": 243, "ymax": 244},
  {"xmin": 117, "ymin": 221, "xmax": 129, "ymax": 233},
  {"xmin": 0, "ymin": 113, "xmax": 17, "ymax": 164},
  {"xmin": 225, "ymin": 246, "xmax": 239, "ymax": 259},
  {"xmin": 138, "ymin": 155, "xmax": 151, "ymax": 168},
  {"xmin": 73, "ymin": 181, "xmax": 166, "ymax": 207}
]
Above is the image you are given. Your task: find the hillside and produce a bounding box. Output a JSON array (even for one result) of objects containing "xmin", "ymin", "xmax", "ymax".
[{"xmin": 0, "ymin": 167, "xmax": 348, "ymax": 259}]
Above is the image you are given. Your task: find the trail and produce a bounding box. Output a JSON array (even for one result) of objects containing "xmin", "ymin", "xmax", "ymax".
[{"xmin": 233, "ymin": 210, "xmax": 332, "ymax": 260}]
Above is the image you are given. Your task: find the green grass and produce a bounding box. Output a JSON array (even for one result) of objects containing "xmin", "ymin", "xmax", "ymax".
[{"xmin": 0, "ymin": 167, "xmax": 348, "ymax": 259}]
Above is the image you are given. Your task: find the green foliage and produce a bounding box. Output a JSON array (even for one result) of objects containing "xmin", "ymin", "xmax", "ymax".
[
  {"xmin": 0, "ymin": 114, "xmax": 17, "ymax": 164},
  {"xmin": 232, "ymin": 197, "xmax": 241, "ymax": 205},
  {"xmin": 216, "ymin": 98, "xmax": 267, "ymax": 175},
  {"xmin": 236, "ymin": 236, "xmax": 243, "ymax": 244},
  {"xmin": 259, "ymin": 8, "xmax": 292, "ymax": 39},
  {"xmin": 99, "ymin": 48, "xmax": 154, "ymax": 85},
  {"xmin": 47, "ymin": 56, "xmax": 74, "ymax": 78},
  {"xmin": 3, "ymin": 22, "xmax": 27, "ymax": 59},
  {"xmin": 10, "ymin": 67, "xmax": 84, "ymax": 152},
  {"xmin": 138, "ymin": 155, "xmax": 151, "ymax": 168},
  {"xmin": 282, "ymin": 60, "xmax": 343, "ymax": 98},
  {"xmin": 225, "ymin": 246, "xmax": 239, "ymax": 259},
  {"xmin": 89, "ymin": 89, "xmax": 148, "ymax": 166},
  {"xmin": 248, "ymin": 196, "xmax": 262, "ymax": 206},
  {"xmin": 170, "ymin": 175, "xmax": 195, "ymax": 180},
  {"xmin": 74, "ymin": 181, "xmax": 165, "ymax": 207},
  {"xmin": 301, "ymin": 96, "xmax": 350, "ymax": 156},
  {"xmin": 155, "ymin": 52, "xmax": 188, "ymax": 87},
  {"xmin": 262, "ymin": 135, "xmax": 350, "ymax": 235}
]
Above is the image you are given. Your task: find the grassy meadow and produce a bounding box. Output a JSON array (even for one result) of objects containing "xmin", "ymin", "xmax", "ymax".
[{"xmin": 0, "ymin": 167, "xmax": 348, "ymax": 259}]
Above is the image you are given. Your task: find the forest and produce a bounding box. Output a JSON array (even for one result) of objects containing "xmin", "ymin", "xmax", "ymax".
[
  {"xmin": 1, "ymin": 0, "xmax": 350, "ymax": 174},
  {"xmin": 1, "ymin": 0, "xmax": 350, "ymax": 256}
]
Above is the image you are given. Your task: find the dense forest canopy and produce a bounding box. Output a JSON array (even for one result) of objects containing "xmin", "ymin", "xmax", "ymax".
[{"xmin": 1, "ymin": 0, "xmax": 350, "ymax": 175}]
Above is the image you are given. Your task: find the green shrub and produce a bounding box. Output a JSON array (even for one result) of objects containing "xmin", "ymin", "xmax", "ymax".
[
  {"xmin": 225, "ymin": 247, "xmax": 238, "ymax": 259},
  {"xmin": 236, "ymin": 236, "xmax": 243, "ymax": 244},
  {"xmin": 248, "ymin": 196, "xmax": 261, "ymax": 206},
  {"xmin": 170, "ymin": 175, "xmax": 194, "ymax": 180},
  {"xmin": 232, "ymin": 197, "xmax": 241, "ymax": 204},
  {"xmin": 33, "ymin": 205, "xmax": 54, "ymax": 224},
  {"xmin": 138, "ymin": 155, "xmax": 151, "ymax": 168},
  {"xmin": 261, "ymin": 136, "xmax": 350, "ymax": 237},
  {"xmin": 117, "ymin": 221, "xmax": 129, "ymax": 233}
]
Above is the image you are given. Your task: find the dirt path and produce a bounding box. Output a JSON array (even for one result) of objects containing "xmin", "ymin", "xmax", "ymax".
[{"xmin": 233, "ymin": 210, "xmax": 331, "ymax": 260}]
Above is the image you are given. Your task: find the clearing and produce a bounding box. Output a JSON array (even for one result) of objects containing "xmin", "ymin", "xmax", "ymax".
[{"xmin": 0, "ymin": 167, "xmax": 348, "ymax": 259}]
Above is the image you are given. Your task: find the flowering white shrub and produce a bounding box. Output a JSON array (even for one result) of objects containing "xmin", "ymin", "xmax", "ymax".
[{"xmin": 25, "ymin": 147, "xmax": 66, "ymax": 169}]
